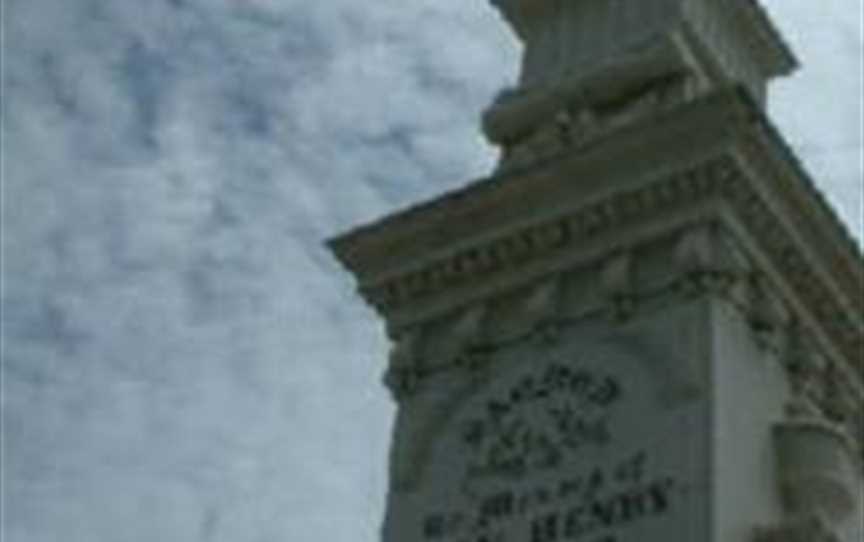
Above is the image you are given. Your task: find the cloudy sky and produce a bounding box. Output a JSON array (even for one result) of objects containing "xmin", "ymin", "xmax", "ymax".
[{"xmin": 1, "ymin": 1, "xmax": 861, "ymax": 541}]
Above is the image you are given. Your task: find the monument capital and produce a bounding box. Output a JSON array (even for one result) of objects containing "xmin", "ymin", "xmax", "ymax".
[
  {"xmin": 330, "ymin": 3, "xmax": 863, "ymax": 541},
  {"xmin": 484, "ymin": 0, "xmax": 798, "ymax": 172}
]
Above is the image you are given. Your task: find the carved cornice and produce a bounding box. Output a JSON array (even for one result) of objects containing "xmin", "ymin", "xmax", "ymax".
[
  {"xmin": 358, "ymin": 156, "xmax": 860, "ymax": 373},
  {"xmin": 360, "ymin": 158, "xmax": 728, "ymax": 311},
  {"xmin": 718, "ymin": 165, "xmax": 864, "ymax": 380},
  {"xmin": 735, "ymin": 0, "xmax": 799, "ymax": 75},
  {"xmin": 359, "ymin": 149, "xmax": 864, "ymax": 463},
  {"xmin": 380, "ymin": 230, "xmax": 863, "ymax": 437},
  {"xmin": 331, "ymin": 94, "xmax": 863, "ymax": 392}
]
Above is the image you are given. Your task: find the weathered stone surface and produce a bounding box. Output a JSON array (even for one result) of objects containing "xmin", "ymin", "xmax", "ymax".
[
  {"xmin": 482, "ymin": 0, "xmax": 797, "ymax": 170},
  {"xmin": 384, "ymin": 320, "xmax": 711, "ymax": 542},
  {"xmin": 328, "ymin": 2, "xmax": 863, "ymax": 541}
]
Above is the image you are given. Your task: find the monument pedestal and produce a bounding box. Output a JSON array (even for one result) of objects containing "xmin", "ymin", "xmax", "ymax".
[{"xmin": 329, "ymin": 3, "xmax": 863, "ymax": 541}]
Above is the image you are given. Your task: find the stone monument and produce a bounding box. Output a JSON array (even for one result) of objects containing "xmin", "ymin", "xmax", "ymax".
[{"xmin": 329, "ymin": 1, "xmax": 864, "ymax": 541}]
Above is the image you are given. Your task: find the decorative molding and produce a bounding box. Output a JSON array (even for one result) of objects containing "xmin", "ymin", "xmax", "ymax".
[
  {"xmin": 674, "ymin": 223, "xmax": 739, "ymax": 297},
  {"xmin": 355, "ymin": 154, "xmax": 861, "ymax": 387},
  {"xmin": 521, "ymin": 275, "xmax": 564, "ymax": 345},
  {"xmin": 341, "ymin": 105, "xmax": 864, "ymax": 477},
  {"xmin": 445, "ymin": 304, "xmax": 491, "ymax": 375},
  {"xmin": 719, "ymin": 274, "xmax": 864, "ymax": 465},
  {"xmin": 384, "ymin": 303, "xmax": 492, "ymax": 401},
  {"xmin": 380, "ymin": 243, "xmax": 864, "ymax": 501},
  {"xmin": 601, "ymin": 251, "xmax": 636, "ymax": 321},
  {"xmin": 375, "ymin": 218, "xmax": 864, "ymax": 473},
  {"xmin": 745, "ymin": 274, "xmax": 788, "ymax": 352},
  {"xmin": 489, "ymin": 74, "xmax": 698, "ymax": 173},
  {"xmin": 778, "ymin": 326, "xmax": 864, "ymax": 470},
  {"xmin": 781, "ymin": 326, "xmax": 826, "ymax": 419},
  {"xmin": 719, "ymin": 167, "xmax": 863, "ymax": 379},
  {"xmin": 483, "ymin": 0, "xmax": 797, "ymax": 173},
  {"xmin": 384, "ymin": 327, "xmax": 424, "ymax": 401},
  {"xmin": 361, "ymin": 157, "xmax": 731, "ymax": 312},
  {"xmin": 331, "ymin": 90, "xmax": 864, "ymax": 404}
]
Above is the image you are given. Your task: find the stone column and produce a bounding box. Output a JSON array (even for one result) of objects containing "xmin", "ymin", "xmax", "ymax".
[{"xmin": 328, "ymin": 2, "xmax": 863, "ymax": 541}]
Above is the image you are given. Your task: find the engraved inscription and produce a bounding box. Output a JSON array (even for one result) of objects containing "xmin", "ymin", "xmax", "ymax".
[
  {"xmin": 461, "ymin": 363, "xmax": 620, "ymax": 483},
  {"xmin": 419, "ymin": 358, "xmax": 679, "ymax": 542}
]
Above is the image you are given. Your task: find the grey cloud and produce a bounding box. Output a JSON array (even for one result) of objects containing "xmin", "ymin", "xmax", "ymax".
[{"xmin": 2, "ymin": 1, "xmax": 860, "ymax": 541}]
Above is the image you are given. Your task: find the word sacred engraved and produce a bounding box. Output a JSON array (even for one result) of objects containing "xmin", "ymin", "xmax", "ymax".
[
  {"xmin": 420, "ymin": 359, "xmax": 678, "ymax": 542},
  {"xmin": 460, "ymin": 362, "xmax": 621, "ymax": 483}
]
